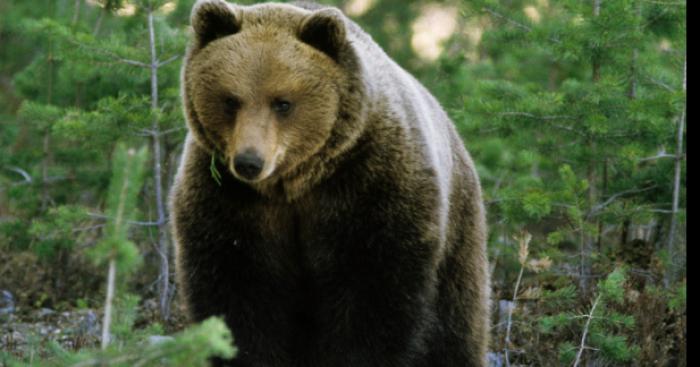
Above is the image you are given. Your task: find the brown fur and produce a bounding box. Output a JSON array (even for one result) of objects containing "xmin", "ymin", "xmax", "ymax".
[{"xmin": 171, "ymin": 1, "xmax": 490, "ymax": 366}]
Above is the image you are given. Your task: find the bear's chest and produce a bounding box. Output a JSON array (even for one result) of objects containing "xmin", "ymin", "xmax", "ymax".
[{"xmin": 241, "ymin": 194, "xmax": 343, "ymax": 281}]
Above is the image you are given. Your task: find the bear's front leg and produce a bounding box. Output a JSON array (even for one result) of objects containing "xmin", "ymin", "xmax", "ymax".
[
  {"xmin": 313, "ymin": 234, "xmax": 439, "ymax": 366},
  {"xmin": 172, "ymin": 175, "xmax": 302, "ymax": 367},
  {"xmin": 176, "ymin": 232, "xmax": 300, "ymax": 367},
  {"xmin": 302, "ymin": 189, "xmax": 441, "ymax": 367}
]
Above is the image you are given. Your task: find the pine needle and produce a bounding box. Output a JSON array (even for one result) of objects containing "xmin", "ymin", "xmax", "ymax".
[{"xmin": 210, "ymin": 153, "xmax": 222, "ymax": 186}]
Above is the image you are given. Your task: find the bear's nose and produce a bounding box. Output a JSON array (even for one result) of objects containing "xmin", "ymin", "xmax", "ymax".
[{"xmin": 233, "ymin": 151, "xmax": 264, "ymax": 180}]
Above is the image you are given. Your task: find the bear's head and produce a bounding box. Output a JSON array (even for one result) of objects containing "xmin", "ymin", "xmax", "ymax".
[{"xmin": 182, "ymin": 0, "xmax": 366, "ymax": 191}]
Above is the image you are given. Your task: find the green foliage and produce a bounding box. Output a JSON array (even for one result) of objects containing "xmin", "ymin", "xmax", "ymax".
[
  {"xmin": 87, "ymin": 144, "xmax": 148, "ymax": 274},
  {"xmin": 541, "ymin": 284, "xmax": 577, "ymax": 308},
  {"xmin": 558, "ymin": 342, "xmax": 577, "ymax": 365},
  {"xmin": 590, "ymin": 333, "xmax": 639, "ymax": 364},
  {"xmin": 0, "ymin": 219, "xmax": 34, "ymax": 252},
  {"xmin": 539, "ymin": 268, "xmax": 639, "ymax": 364},
  {"xmin": 539, "ymin": 312, "xmax": 574, "ymax": 334},
  {"xmin": 111, "ymin": 294, "xmax": 142, "ymax": 342},
  {"xmin": 2, "ymin": 317, "xmax": 234, "ymax": 367},
  {"xmin": 28, "ymin": 205, "xmax": 88, "ymax": 260},
  {"xmin": 598, "ymin": 267, "xmax": 626, "ymax": 304},
  {"xmin": 668, "ymin": 281, "xmax": 686, "ymax": 312}
]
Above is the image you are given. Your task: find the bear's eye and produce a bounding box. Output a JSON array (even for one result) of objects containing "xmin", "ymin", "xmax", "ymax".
[
  {"xmin": 223, "ymin": 97, "xmax": 241, "ymax": 115},
  {"xmin": 271, "ymin": 99, "xmax": 292, "ymax": 115}
]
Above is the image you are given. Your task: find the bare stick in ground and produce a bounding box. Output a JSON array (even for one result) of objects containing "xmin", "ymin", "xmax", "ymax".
[
  {"xmin": 147, "ymin": 5, "xmax": 171, "ymax": 321},
  {"xmin": 504, "ymin": 231, "xmax": 531, "ymax": 367},
  {"xmin": 664, "ymin": 57, "xmax": 686, "ymax": 288},
  {"xmin": 101, "ymin": 258, "xmax": 116, "ymax": 349},
  {"xmin": 573, "ymin": 294, "xmax": 602, "ymax": 367},
  {"xmin": 80, "ymin": 4, "xmax": 175, "ymax": 322},
  {"xmin": 101, "ymin": 149, "xmax": 134, "ymax": 349}
]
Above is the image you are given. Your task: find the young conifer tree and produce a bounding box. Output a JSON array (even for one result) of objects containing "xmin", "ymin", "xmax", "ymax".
[{"xmin": 87, "ymin": 143, "xmax": 148, "ymax": 349}]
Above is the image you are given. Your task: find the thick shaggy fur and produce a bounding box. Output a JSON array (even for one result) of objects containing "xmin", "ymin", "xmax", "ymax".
[{"xmin": 170, "ymin": 1, "xmax": 490, "ymax": 366}]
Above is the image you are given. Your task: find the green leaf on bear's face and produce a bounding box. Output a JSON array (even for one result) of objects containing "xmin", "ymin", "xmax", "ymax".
[{"xmin": 210, "ymin": 153, "xmax": 222, "ymax": 186}]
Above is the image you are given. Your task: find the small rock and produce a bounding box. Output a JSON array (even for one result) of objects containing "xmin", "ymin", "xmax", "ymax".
[
  {"xmin": 78, "ymin": 310, "xmax": 99, "ymax": 337},
  {"xmin": 1, "ymin": 330, "xmax": 25, "ymax": 346},
  {"xmin": 37, "ymin": 308, "xmax": 56, "ymax": 318},
  {"xmin": 0, "ymin": 290, "xmax": 15, "ymax": 316},
  {"xmin": 148, "ymin": 335, "xmax": 174, "ymax": 346},
  {"xmin": 497, "ymin": 299, "xmax": 515, "ymax": 332},
  {"xmin": 487, "ymin": 351, "xmax": 505, "ymax": 367}
]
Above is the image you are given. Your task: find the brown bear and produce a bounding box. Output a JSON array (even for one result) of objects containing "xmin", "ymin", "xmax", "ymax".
[{"xmin": 170, "ymin": 1, "xmax": 490, "ymax": 366}]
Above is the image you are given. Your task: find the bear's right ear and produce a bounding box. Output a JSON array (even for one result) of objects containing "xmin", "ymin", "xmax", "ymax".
[{"xmin": 191, "ymin": 0, "xmax": 241, "ymax": 47}]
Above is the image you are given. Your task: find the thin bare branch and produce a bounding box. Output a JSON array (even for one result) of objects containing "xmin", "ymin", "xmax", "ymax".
[
  {"xmin": 87, "ymin": 212, "xmax": 164, "ymax": 227},
  {"xmin": 504, "ymin": 265, "xmax": 524, "ymax": 367},
  {"xmin": 148, "ymin": 6, "xmax": 172, "ymax": 321},
  {"xmin": 638, "ymin": 152, "xmax": 676, "ymax": 162},
  {"xmin": 504, "ymin": 232, "xmax": 531, "ymax": 367},
  {"xmin": 648, "ymin": 209, "xmax": 673, "ymax": 214},
  {"xmin": 640, "ymin": 0, "xmax": 685, "ymax": 5},
  {"xmin": 483, "ymin": 7, "xmax": 564, "ymax": 45},
  {"xmin": 159, "ymin": 126, "xmax": 187, "ymax": 136},
  {"xmin": 587, "ymin": 186, "xmax": 657, "ymax": 218},
  {"xmin": 483, "ymin": 7, "xmax": 532, "ymax": 32},
  {"xmin": 7, "ymin": 166, "xmax": 32, "ymax": 184},
  {"xmin": 115, "ymin": 58, "xmax": 150, "ymax": 68},
  {"xmin": 573, "ymin": 294, "xmax": 602, "ymax": 367},
  {"xmin": 136, "ymin": 126, "xmax": 187, "ymax": 137},
  {"xmin": 157, "ymin": 54, "xmax": 181, "ymax": 67},
  {"xmin": 498, "ymin": 112, "xmax": 575, "ymax": 120},
  {"xmin": 665, "ymin": 57, "xmax": 687, "ymax": 287},
  {"xmin": 72, "ymin": 224, "xmax": 106, "ymax": 233},
  {"xmin": 66, "ymin": 38, "xmax": 149, "ymax": 68},
  {"xmin": 496, "ymin": 111, "xmax": 588, "ymax": 137},
  {"xmin": 645, "ymin": 76, "xmax": 676, "ymax": 92}
]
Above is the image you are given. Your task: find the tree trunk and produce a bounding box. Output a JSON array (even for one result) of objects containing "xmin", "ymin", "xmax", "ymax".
[
  {"xmin": 580, "ymin": 0, "xmax": 602, "ymax": 293},
  {"xmin": 148, "ymin": 7, "xmax": 171, "ymax": 320},
  {"xmin": 591, "ymin": 0, "xmax": 602, "ymax": 82},
  {"xmin": 41, "ymin": 0, "xmax": 55, "ymax": 212},
  {"xmin": 93, "ymin": 6, "xmax": 106, "ymax": 36},
  {"xmin": 664, "ymin": 58, "xmax": 686, "ymax": 287},
  {"xmin": 72, "ymin": 0, "xmax": 82, "ymax": 26}
]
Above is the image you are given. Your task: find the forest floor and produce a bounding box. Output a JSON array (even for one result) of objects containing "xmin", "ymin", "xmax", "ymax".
[
  {"xmin": 0, "ymin": 246, "xmax": 686, "ymax": 366},
  {"xmin": 0, "ymin": 250, "xmax": 189, "ymax": 361}
]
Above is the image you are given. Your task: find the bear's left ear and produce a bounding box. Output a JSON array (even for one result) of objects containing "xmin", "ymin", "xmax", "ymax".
[
  {"xmin": 298, "ymin": 8, "xmax": 347, "ymax": 61},
  {"xmin": 191, "ymin": 0, "xmax": 241, "ymax": 48}
]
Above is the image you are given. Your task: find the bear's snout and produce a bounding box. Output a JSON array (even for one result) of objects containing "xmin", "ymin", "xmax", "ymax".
[{"xmin": 233, "ymin": 149, "xmax": 265, "ymax": 181}]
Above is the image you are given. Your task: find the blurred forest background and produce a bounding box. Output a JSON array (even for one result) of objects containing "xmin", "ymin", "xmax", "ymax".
[{"xmin": 0, "ymin": 0, "xmax": 686, "ymax": 366}]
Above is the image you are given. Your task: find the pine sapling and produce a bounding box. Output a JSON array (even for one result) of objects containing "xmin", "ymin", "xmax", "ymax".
[{"xmin": 87, "ymin": 143, "xmax": 148, "ymax": 350}]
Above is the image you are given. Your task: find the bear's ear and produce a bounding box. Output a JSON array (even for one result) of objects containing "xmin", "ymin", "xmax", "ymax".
[
  {"xmin": 298, "ymin": 8, "xmax": 347, "ymax": 61},
  {"xmin": 191, "ymin": 0, "xmax": 241, "ymax": 47}
]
